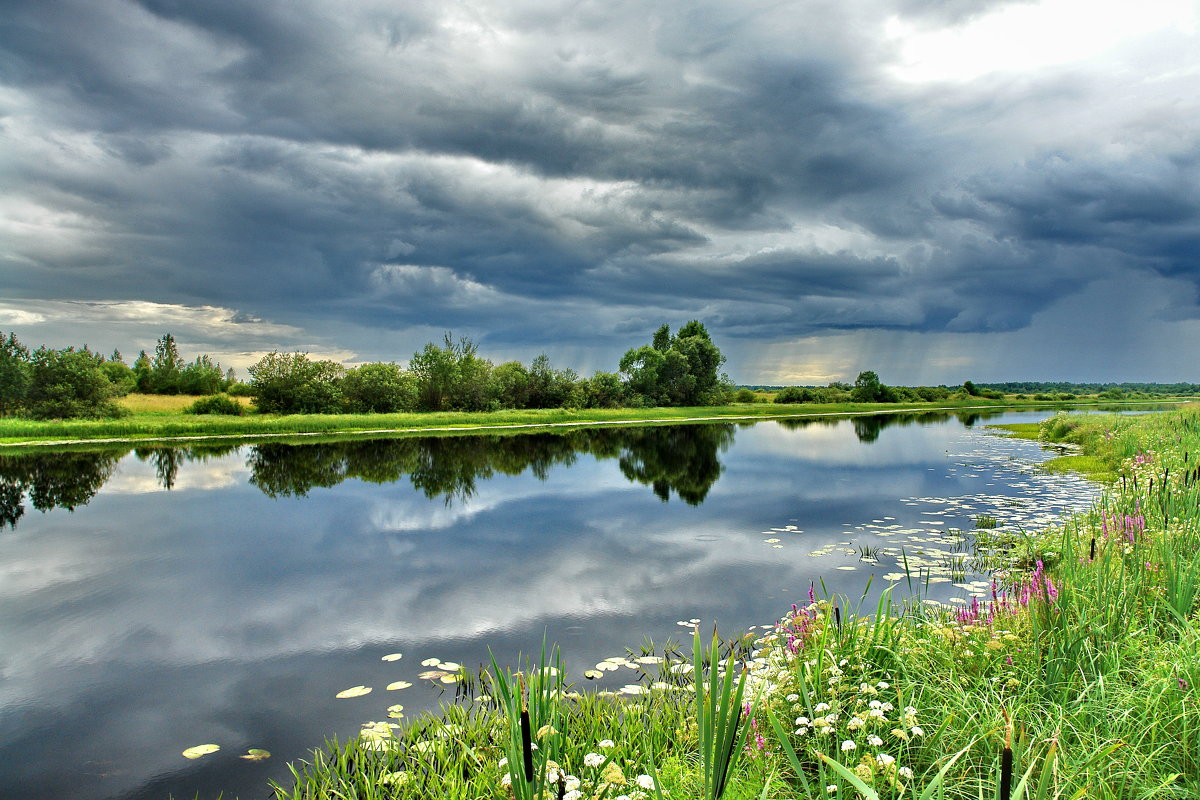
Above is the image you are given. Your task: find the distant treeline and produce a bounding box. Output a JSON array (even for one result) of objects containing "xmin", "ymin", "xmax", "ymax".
[
  {"xmin": 744, "ymin": 374, "xmax": 1006, "ymax": 405},
  {"xmin": 976, "ymin": 382, "xmax": 1200, "ymax": 397},
  {"xmin": 0, "ymin": 322, "xmax": 730, "ymax": 419}
]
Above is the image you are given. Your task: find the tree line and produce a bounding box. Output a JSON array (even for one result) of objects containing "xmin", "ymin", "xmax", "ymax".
[
  {"xmin": 0, "ymin": 322, "xmax": 730, "ymax": 418},
  {"xmin": 0, "ymin": 332, "xmax": 238, "ymax": 419},
  {"xmin": 248, "ymin": 321, "xmax": 728, "ymax": 414}
]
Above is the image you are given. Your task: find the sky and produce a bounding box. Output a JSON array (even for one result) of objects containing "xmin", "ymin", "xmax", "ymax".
[{"xmin": 2, "ymin": 0, "xmax": 1199, "ymax": 385}]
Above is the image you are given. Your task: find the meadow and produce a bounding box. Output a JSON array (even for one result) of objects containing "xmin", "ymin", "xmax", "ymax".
[
  {"xmin": 0, "ymin": 393, "xmax": 1165, "ymax": 447},
  {"xmin": 194, "ymin": 406, "xmax": 1200, "ymax": 800}
]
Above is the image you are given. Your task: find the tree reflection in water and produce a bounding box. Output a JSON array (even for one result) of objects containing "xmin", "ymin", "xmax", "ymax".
[
  {"xmin": 0, "ymin": 451, "xmax": 123, "ymax": 529},
  {"xmin": 0, "ymin": 411, "xmax": 1011, "ymax": 529},
  {"xmin": 247, "ymin": 424, "xmax": 735, "ymax": 505}
]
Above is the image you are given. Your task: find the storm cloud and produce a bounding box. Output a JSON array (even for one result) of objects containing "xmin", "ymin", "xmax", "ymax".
[{"xmin": 2, "ymin": 0, "xmax": 1198, "ymax": 381}]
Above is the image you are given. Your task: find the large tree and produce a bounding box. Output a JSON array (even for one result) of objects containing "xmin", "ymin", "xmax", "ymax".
[{"xmin": 619, "ymin": 321, "xmax": 728, "ymax": 406}]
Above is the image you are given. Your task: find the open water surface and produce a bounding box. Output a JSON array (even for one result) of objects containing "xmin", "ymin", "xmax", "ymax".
[{"xmin": 0, "ymin": 409, "xmax": 1111, "ymax": 799}]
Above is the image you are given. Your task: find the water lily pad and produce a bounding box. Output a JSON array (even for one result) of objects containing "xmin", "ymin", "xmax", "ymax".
[
  {"xmin": 438, "ymin": 661, "xmax": 462, "ymax": 671},
  {"xmin": 583, "ymin": 669, "xmax": 603, "ymax": 679},
  {"xmin": 336, "ymin": 685, "xmax": 372, "ymax": 699},
  {"xmin": 420, "ymin": 657, "xmax": 440, "ymax": 666},
  {"xmin": 240, "ymin": 749, "xmax": 270, "ymax": 761},
  {"xmin": 439, "ymin": 673, "xmax": 460, "ymax": 684},
  {"xmin": 182, "ymin": 744, "xmax": 219, "ymax": 759},
  {"xmin": 386, "ymin": 681, "xmax": 412, "ymax": 690},
  {"xmin": 381, "ymin": 653, "xmax": 403, "ymax": 662},
  {"xmin": 418, "ymin": 669, "xmax": 448, "ymax": 680}
]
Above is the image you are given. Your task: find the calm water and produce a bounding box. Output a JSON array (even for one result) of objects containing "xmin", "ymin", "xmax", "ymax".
[{"xmin": 0, "ymin": 410, "xmax": 1106, "ymax": 799}]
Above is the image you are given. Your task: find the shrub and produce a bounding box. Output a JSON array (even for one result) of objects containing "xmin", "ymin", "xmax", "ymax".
[
  {"xmin": 734, "ymin": 388, "xmax": 757, "ymax": 403},
  {"xmin": 341, "ymin": 362, "xmax": 415, "ymax": 413},
  {"xmin": 26, "ymin": 347, "xmax": 127, "ymax": 419},
  {"xmin": 185, "ymin": 394, "xmax": 245, "ymax": 416},
  {"xmin": 249, "ymin": 352, "xmax": 345, "ymax": 414}
]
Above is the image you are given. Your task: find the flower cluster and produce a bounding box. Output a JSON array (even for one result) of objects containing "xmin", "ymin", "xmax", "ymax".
[{"xmin": 495, "ymin": 739, "xmax": 657, "ymax": 800}]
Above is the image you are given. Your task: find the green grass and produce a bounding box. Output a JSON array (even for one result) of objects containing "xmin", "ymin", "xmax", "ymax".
[
  {"xmin": 1039, "ymin": 454, "xmax": 1113, "ymax": 480},
  {"xmin": 233, "ymin": 406, "xmax": 1200, "ymax": 800},
  {"xmin": 1, "ymin": 397, "xmax": 1181, "ymax": 448},
  {"xmin": 989, "ymin": 422, "xmax": 1042, "ymax": 440}
]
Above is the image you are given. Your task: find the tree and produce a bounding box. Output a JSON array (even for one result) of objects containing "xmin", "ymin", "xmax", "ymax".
[
  {"xmin": 98, "ymin": 359, "xmax": 136, "ymax": 396},
  {"xmin": 132, "ymin": 350, "xmax": 152, "ymax": 392},
  {"xmin": 341, "ymin": 362, "xmax": 415, "ymax": 413},
  {"xmin": 527, "ymin": 354, "xmax": 579, "ymax": 408},
  {"xmin": 582, "ymin": 371, "xmax": 625, "ymax": 408},
  {"xmin": 489, "ymin": 361, "xmax": 531, "ymax": 408},
  {"xmin": 25, "ymin": 347, "xmax": 125, "ymax": 419},
  {"xmin": 149, "ymin": 333, "xmax": 185, "ymax": 393},
  {"xmin": 178, "ymin": 355, "xmax": 225, "ymax": 395},
  {"xmin": 248, "ymin": 352, "xmax": 345, "ymax": 414},
  {"xmin": 0, "ymin": 332, "xmax": 31, "ymax": 416},
  {"xmin": 409, "ymin": 334, "xmax": 492, "ymax": 412},
  {"xmin": 851, "ymin": 370, "xmax": 893, "ymax": 403},
  {"xmin": 618, "ymin": 321, "xmax": 728, "ymax": 406},
  {"xmin": 618, "ymin": 345, "xmax": 667, "ymax": 406}
]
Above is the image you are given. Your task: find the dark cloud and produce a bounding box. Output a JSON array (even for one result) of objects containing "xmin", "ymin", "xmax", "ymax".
[{"xmin": 2, "ymin": 0, "xmax": 1199, "ymax": 379}]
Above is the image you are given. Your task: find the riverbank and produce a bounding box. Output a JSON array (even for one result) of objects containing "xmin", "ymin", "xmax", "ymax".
[
  {"xmin": 0, "ymin": 396, "xmax": 1180, "ymax": 449},
  {"xmin": 252, "ymin": 407, "xmax": 1200, "ymax": 799}
]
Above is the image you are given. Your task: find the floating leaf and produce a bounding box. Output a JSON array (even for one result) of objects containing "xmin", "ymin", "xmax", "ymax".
[
  {"xmin": 583, "ymin": 669, "xmax": 603, "ymax": 679},
  {"xmin": 381, "ymin": 653, "xmax": 403, "ymax": 662},
  {"xmin": 418, "ymin": 669, "xmax": 448, "ymax": 680},
  {"xmin": 420, "ymin": 657, "xmax": 440, "ymax": 666},
  {"xmin": 386, "ymin": 681, "xmax": 413, "ymax": 691},
  {"xmin": 240, "ymin": 749, "xmax": 271, "ymax": 762},
  {"xmin": 336, "ymin": 685, "xmax": 372, "ymax": 699},
  {"xmin": 438, "ymin": 661, "xmax": 461, "ymax": 671},
  {"xmin": 182, "ymin": 744, "xmax": 220, "ymax": 759},
  {"xmin": 439, "ymin": 673, "xmax": 460, "ymax": 684}
]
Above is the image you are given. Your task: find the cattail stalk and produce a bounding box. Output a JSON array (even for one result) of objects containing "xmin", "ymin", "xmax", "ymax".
[
  {"xmin": 1000, "ymin": 711, "xmax": 1013, "ymax": 800},
  {"xmin": 519, "ymin": 675, "xmax": 534, "ymax": 783}
]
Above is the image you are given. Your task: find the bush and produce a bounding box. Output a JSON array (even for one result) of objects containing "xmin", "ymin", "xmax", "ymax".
[
  {"xmin": 734, "ymin": 388, "xmax": 757, "ymax": 403},
  {"xmin": 184, "ymin": 394, "xmax": 245, "ymax": 416},
  {"xmin": 225, "ymin": 382, "xmax": 254, "ymax": 397},
  {"xmin": 342, "ymin": 362, "xmax": 415, "ymax": 413},
  {"xmin": 26, "ymin": 347, "xmax": 128, "ymax": 419},
  {"xmin": 249, "ymin": 352, "xmax": 345, "ymax": 414}
]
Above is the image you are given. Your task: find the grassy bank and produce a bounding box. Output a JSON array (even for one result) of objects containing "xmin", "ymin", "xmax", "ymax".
[
  {"xmin": 0, "ymin": 395, "xmax": 1177, "ymax": 447},
  {"xmin": 224, "ymin": 407, "xmax": 1200, "ymax": 799}
]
